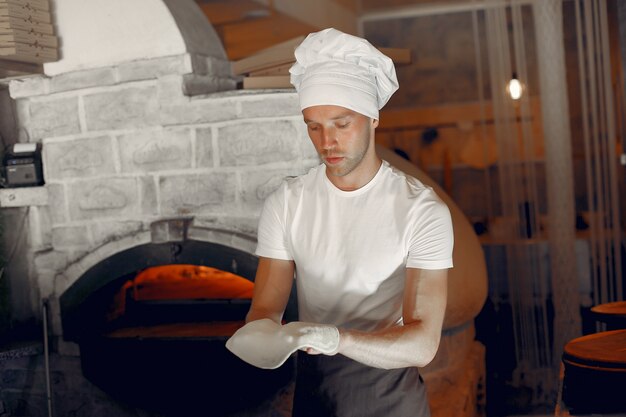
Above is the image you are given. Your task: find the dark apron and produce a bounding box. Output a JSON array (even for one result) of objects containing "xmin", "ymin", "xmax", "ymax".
[{"xmin": 292, "ymin": 353, "xmax": 430, "ymax": 417}]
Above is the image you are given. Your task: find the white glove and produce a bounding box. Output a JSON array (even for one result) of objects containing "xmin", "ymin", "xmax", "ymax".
[
  {"xmin": 225, "ymin": 319, "xmax": 340, "ymax": 369},
  {"xmin": 282, "ymin": 321, "xmax": 340, "ymax": 355}
]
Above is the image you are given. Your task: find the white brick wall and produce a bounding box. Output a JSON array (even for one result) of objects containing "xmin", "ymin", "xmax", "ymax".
[
  {"xmin": 83, "ymin": 84, "xmax": 160, "ymax": 131},
  {"xmin": 44, "ymin": 135, "xmax": 117, "ymax": 180},
  {"xmin": 29, "ymin": 97, "xmax": 81, "ymax": 139},
  {"xmin": 116, "ymin": 127, "xmax": 193, "ymax": 173},
  {"xmin": 217, "ymin": 120, "xmax": 301, "ymax": 166},
  {"xmin": 3, "ymin": 56, "xmax": 318, "ymax": 332}
]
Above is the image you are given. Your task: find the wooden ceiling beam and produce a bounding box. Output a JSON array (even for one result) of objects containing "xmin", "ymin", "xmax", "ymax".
[
  {"xmin": 252, "ymin": 0, "xmax": 358, "ymax": 34},
  {"xmin": 360, "ymin": 0, "xmax": 458, "ymax": 12},
  {"xmin": 217, "ymin": 14, "xmax": 316, "ymax": 61},
  {"xmin": 333, "ymin": 0, "xmax": 360, "ymax": 13},
  {"xmin": 197, "ymin": 0, "xmax": 271, "ymax": 26}
]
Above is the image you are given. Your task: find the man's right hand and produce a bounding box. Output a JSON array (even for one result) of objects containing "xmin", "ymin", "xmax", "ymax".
[{"xmin": 226, "ymin": 319, "xmax": 340, "ymax": 369}]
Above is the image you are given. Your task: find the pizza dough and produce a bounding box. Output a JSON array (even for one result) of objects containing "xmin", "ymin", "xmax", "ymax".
[{"xmin": 226, "ymin": 319, "xmax": 340, "ymax": 369}]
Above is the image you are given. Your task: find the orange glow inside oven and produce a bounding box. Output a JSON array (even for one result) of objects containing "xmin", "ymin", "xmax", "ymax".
[{"xmin": 107, "ymin": 264, "xmax": 254, "ymax": 324}]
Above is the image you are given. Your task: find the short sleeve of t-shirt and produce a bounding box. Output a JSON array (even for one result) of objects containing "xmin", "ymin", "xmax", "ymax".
[
  {"xmin": 255, "ymin": 183, "xmax": 293, "ymax": 261},
  {"xmin": 406, "ymin": 192, "xmax": 454, "ymax": 270}
]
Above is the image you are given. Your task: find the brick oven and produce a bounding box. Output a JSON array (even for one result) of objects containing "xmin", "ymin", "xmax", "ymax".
[
  {"xmin": 0, "ymin": 1, "xmax": 487, "ymax": 416},
  {"xmin": 1, "ymin": 64, "xmax": 318, "ymax": 417}
]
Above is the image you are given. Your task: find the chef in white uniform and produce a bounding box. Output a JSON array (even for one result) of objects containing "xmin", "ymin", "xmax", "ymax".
[{"xmin": 227, "ymin": 27, "xmax": 454, "ymax": 417}]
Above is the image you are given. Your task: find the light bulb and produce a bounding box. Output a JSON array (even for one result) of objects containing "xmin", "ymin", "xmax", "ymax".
[{"xmin": 507, "ymin": 77, "xmax": 522, "ymax": 100}]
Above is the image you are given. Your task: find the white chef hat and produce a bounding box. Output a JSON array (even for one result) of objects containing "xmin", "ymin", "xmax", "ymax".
[{"xmin": 289, "ymin": 28, "xmax": 399, "ymax": 120}]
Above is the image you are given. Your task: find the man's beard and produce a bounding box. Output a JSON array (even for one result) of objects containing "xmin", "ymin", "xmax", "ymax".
[
  {"xmin": 320, "ymin": 122, "xmax": 371, "ymax": 177},
  {"xmin": 322, "ymin": 138, "xmax": 370, "ymax": 178}
]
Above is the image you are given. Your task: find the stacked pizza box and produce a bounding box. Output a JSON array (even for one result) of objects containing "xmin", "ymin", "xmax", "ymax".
[
  {"xmin": 233, "ymin": 36, "xmax": 304, "ymax": 90},
  {"xmin": 0, "ymin": 0, "xmax": 58, "ymax": 67},
  {"xmin": 234, "ymin": 35, "xmax": 411, "ymax": 90}
]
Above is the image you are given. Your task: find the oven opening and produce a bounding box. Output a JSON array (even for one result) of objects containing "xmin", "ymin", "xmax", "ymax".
[
  {"xmin": 70, "ymin": 261, "xmax": 294, "ymax": 416},
  {"xmin": 104, "ymin": 264, "xmax": 254, "ymax": 338}
]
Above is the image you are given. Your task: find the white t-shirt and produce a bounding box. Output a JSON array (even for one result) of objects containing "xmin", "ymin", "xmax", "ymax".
[{"xmin": 255, "ymin": 160, "xmax": 454, "ymax": 332}]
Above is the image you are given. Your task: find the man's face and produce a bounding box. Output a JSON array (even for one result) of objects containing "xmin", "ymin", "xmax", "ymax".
[{"xmin": 302, "ymin": 105, "xmax": 378, "ymax": 179}]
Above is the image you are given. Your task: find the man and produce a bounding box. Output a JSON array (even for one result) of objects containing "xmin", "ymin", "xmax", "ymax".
[{"xmin": 227, "ymin": 28, "xmax": 454, "ymax": 417}]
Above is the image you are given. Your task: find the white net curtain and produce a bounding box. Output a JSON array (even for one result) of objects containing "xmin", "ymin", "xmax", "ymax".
[
  {"xmin": 363, "ymin": 0, "xmax": 624, "ymax": 408},
  {"xmin": 572, "ymin": 0, "xmax": 624, "ymax": 314},
  {"xmin": 476, "ymin": 0, "xmax": 623, "ymax": 405}
]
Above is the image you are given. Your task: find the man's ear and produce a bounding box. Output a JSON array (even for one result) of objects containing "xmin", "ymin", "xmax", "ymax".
[{"xmin": 372, "ymin": 119, "xmax": 379, "ymax": 128}]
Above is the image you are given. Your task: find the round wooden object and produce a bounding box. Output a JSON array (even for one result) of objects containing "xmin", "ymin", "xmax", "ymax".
[
  {"xmin": 590, "ymin": 301, "xmax": 626, "ymax": 329},
  {"xmin": 561, "ymin": 329, "xmax": 626, "ymax": 414}
]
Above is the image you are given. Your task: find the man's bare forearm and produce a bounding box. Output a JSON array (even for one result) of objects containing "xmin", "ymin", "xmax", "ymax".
[
  {"xmin": 336, "ymin": 321, "xmax": 441, "ymax": 369},
  {"xmin": 245, "ymin": 307, "xmax": 283, "ymax": 324},
  {"xmin": 333, "ymin": 268, "xmax": 448, "ymax": 369},
  {"xmin": 245, "ymin": 257, "xmax": 295, "ymax": 324}
]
